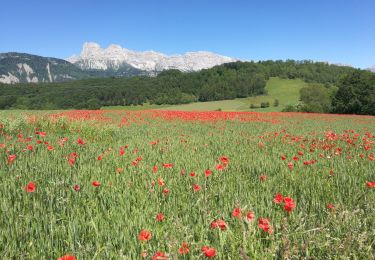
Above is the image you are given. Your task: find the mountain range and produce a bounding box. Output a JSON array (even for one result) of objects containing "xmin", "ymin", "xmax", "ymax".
[
  {"xmin": 0, "ymin": 42, "xmax": 237, "ymax": 84},
  {"xmin": 67, "ymin": 42, "xmax": 237, "ymax": 73}
]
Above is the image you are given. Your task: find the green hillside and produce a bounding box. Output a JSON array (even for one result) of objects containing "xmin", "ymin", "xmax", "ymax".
[{"xmin": 104, "ymin": 77, "xmax": 309, "ymax": 112}]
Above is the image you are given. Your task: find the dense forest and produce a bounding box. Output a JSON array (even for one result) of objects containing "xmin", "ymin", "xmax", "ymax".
[{"xmin": 1, "ymin": 60, "xmax": 374, "ymax": 115}]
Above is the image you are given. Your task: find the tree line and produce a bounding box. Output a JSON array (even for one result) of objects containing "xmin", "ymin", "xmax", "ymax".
[{"xmin": 1, "ymin": 60, "xmax": 373, "ymax": 115}]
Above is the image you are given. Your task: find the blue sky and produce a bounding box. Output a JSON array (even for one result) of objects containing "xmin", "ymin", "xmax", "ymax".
[{"xmin": 1, "ymin": 0, "xmax": 374, "ymax": 68}]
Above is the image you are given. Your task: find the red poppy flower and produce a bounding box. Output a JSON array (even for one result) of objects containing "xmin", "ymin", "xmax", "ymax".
[
  {"xmin": 156, "ymin": 213, "xmax": 164, "ymax": 222},
  {"xmin": 68, "ymin": 157, "xmax": 75, "ymax": 166},
  {"xmin": 215, "ymin": 164, "xmax": 224, "ymax": 171},
  {"xmin": 77, "ymin": 138, "xmax": 85, "ymax": 145},
  {"xmin": 162, "ymin": 188, "xmax": 170, "ymax": 195},
  {"xmin": 367, "ymin": 181, "xmax": 375, "ymax": 188},
  {"xmin": 193, "ymin": 184, "xmax": 201, "ymax": 192},
  {"xmin": 132, "ymin": 161, "xmax": 138, "ymax": 166},
  {"xmin": 179, "ymin": 242, "xmax": 190, "ymax": 255},
  {"xmin": 260, "ymin": 175, "xmax": 266, "ymax": 182},
  {"xmin": 220, "ymin": 156, "xmax": 229, "ymax": 165},
  {"xmin": 92, "ymin": 181, "xmax": 101, "ymax": 187},
  {"xmin": 283, "ymin": 197, "xmax": 296, "ymax": 213},
  {"xmin": 97, "ymin": 155, "xmax": 102, "ymax": 161},
  {"xmin": 157, "ymin": 178, "xmax": 165, "ymax": 186},
  {"xmin": 205, "ymin": 169, "xmax": 212, "ymax": 177},
  {"xmin": 138, "ymin": 229, "xmax": 152, "ymax": 241},
  {"xmin": 258, "ymin": 218, "xmax": 273, "ymax": 234},
  {"xmin": 47, "ymin": 145, "xmax": 54, "ymax": 151},
  {"xmin": 25, "ymin": 182, "xmax": 36, "ymax": 193},
  {"xmin": 73, "ymin": 185, "xmax": 80, "ymax": 191},
  {"xmin": 287, "ymin": 162, "xmax": 294, "ymax": 170},
  {"xmin": 281, "ymin": 154, "xmax": 286, "ymax": 160},
  {"xmin": 327, "ymin": 203, "xmax": 335, "ymax": 210},
  {"xmin": 210, "ymin": 219, "xmax": 227, "ymax": 230},
  {"xmin": 246, "ymin": 211, "xmax": 255, "ymax": 221},
  {"xmin": 152, "ymin": 251, "xmax": 167, "ymax": 260},
  {"xmin": 231, "ymin": 207, "xmax": 242, "ymax": 218},
  {"xmin": 7, "ymin": 154, "xmax": 17, "ymax": 164},
  {"xmin": 162, "ymin": 163, "xmax": 173, "ymax": 168},
  {"xmin": 201, "ymin": 246, "xmax": 216, "ymax": 258},
  {"xmin": 273, "ymin": 193, "xmax": 283, "ymax": 204},
  {"xmin": 57, "ymin": 255, "xmax": 76, "ymax": 260},
  {"xmin": 152, "ymin": 166, "xmax": 158, "ymax": 173},
  {"xmin": 190, "ymin": 172, "xmax": 196, "ymax": 177}
]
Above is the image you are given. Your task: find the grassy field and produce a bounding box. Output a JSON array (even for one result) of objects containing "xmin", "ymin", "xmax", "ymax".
[
  {"xmin": 102, "ymin": 77, "xmax": 309, "ymax": 112},
  {"xmin": 0, "ymin": 110, "xmax": 374, "ymax": 259}
]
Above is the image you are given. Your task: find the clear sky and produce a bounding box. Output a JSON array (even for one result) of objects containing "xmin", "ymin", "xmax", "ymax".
[{"xmin": 1, "ymin": 0, "xmax": 374, "ymax": 68}]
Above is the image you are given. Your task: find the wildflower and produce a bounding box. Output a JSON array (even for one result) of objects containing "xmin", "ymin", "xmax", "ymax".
[
  {"xmin": 201, "ymin": 246, "xmax": 216, "ymax": 258},
  {"xmin": 327, "ymin": 203, "xmax": 335, "ymax": 210},
  {"xmin": 287, "ymin": 162, "xmax": 294, "ymax": 170},
  {"xmin": 246, "ymin": 211, "xmax": 255, "ymax": 222},
  {"xmin": 367, "ymin": 181, "xmax": 375, "ymax": 188},
  {"xmin": 193, "ymin": 184, "xmax": 201, "ymax": 192},
  {"xmin": 179, "ymin": 242, "xmax": 190, "ymax": 255},
  {"xmin": 73, "ymin": 185, "xmax": 80, "ymax": 191},
  {"xmin": 57, "ymin": 255, "xmax": 76, "ymax": 260},
  {"xmin": 157, "ymin": 178, "xmax": 165, "ymax": 186},
  {"xmin": 260, "ymin": 175, "xmax": 266, "ymax": 182},
  {"xmin": 7, "ymin": 154, "xmax": 16, "ymax": 164},
  {"xmin": 162, "ymin": 163, "xmax": 173, "ymax": 168},
  {"xmin": 283, "ymin": 197, "xmax": 296, "ymax": 213},
  {"xmin": 92, "ymin": 181, "xmax": 101, "ymax": 187},
  {"xmin": 77, "ymin": 138, "xmax": 85, "ymax": 145},
  {"xmin": 138, "ymin": 229, "xmax": 152, "ymax": 242},
  {"xmin": 216, "ymin": 164, "xmax": 224, "ymax": 171},
  {"xmin": 210, "ymin": 219, "xmax": 227, "ymax": 230},
  {"xmin": 273, "ymin": 193, "xmax": 283, "ymax": 204},
  {"xmin": 156, "ymin": 213, "xmax": 164, "ymax": 222},
  {"xmin": 25, "ymin": 182, "xmax": 36, "ymax": 193},
  {"xmin": 205, "ymin": 169, "xmax": 212, "ymax": 177},
  {"xmin": 152, "ymin": 166, "xmax": 158, "ymax": 173},
  {"xmin": 258, "ymin": 218, "xmax": 272, "ymax": 234},
  {"xmin": 152, "ymin": 252, "xmax": 167, "ymax": 260},
  {"xmin": 231, "ymin": 207, "xmax": 242, "ymax": 218}
]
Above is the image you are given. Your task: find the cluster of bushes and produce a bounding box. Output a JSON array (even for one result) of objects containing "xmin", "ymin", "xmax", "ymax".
[{"xmin": 250, "ymin": 99, "xmax": 279, "ymax": 109}]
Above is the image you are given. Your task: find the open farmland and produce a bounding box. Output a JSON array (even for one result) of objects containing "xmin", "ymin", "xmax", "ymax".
[{"xmin": 0, "ymin": 110, "xmax": 374, "ymax": 259}]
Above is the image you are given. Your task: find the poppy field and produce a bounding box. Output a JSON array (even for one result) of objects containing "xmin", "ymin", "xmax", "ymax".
[{"xmin": 0, "ymin": 110, "xmax": 374, "ymax": 259}]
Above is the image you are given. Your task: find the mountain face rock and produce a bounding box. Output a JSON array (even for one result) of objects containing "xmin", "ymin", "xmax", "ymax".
[
  {"xmin": 0, "ymin": 53, "xmax": 87, "ymax": 84},
  {"xmin": 367, "ymin": 65, "xmax": 375, "ymax": 73},
  {"xmin": 67, "ymin": 42, "xmax": 237, "ymax": 73}
]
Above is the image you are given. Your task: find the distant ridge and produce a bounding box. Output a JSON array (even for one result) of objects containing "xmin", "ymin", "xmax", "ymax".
[
  {"xmin": 67, "ymin": 42, "xmax": 237, "ymax": 73},
  {"xmin": 0, "ymin": 52, "xmax": 87, "ymax": 84}
]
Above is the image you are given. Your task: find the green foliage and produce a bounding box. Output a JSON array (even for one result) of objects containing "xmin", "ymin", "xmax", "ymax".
[
  {"xmin": 332, "ymin": 70, "xmax": 375, "ymax": 115},
  {"xmin": 282, "ymin": 105, "xmax": 298, "ymax": 112},
  {"xmin": 273, "ymin": 99, "xmax": 279, "ymax": 107},
  {"xmin": 0, "ymin": 111, "xmax": 374, "ymax": 258},
  {"xmin": 260, "ymin": 102, "xmax": 270, "ymax": 108},
  {"xmin": 298, "ymin": 84, "xmax": 332, "ymax": 113},
  {"xmin": 0, "ymin": 60, "xmax": 363, "ymax": 111}
]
